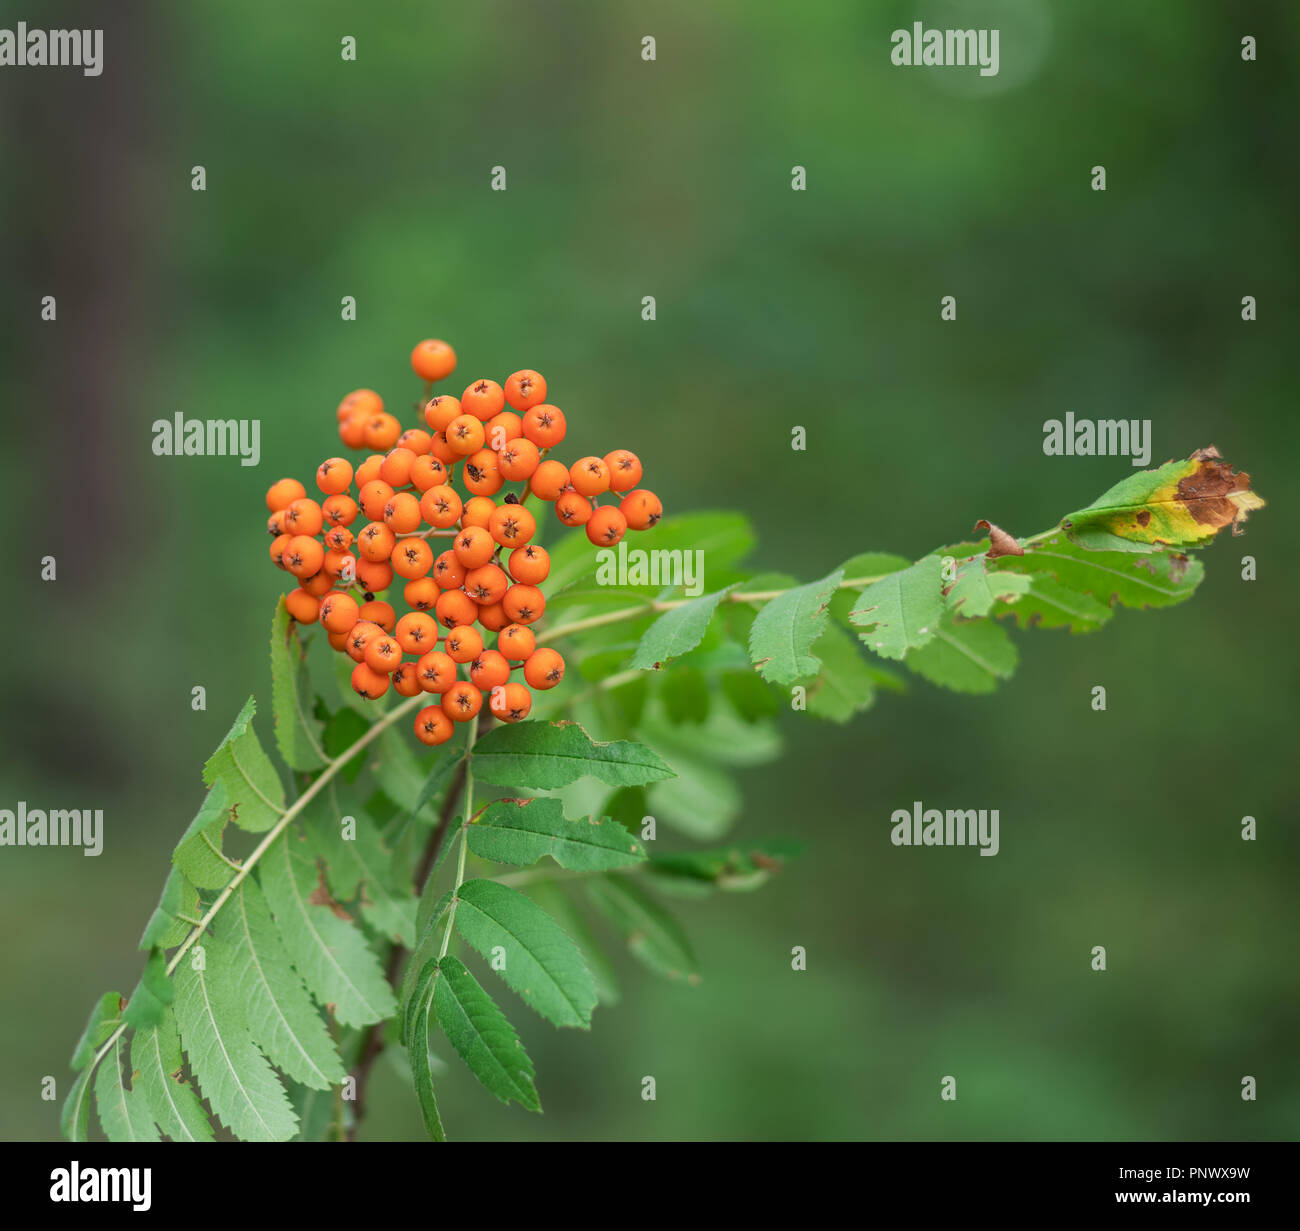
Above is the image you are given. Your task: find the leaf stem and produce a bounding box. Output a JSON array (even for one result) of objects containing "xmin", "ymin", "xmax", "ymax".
[{"xmin": 437, "ymin": 719, "xmax": 478, "ymax": 961}]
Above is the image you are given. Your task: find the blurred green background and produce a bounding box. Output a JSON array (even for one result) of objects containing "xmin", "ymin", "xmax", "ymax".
[{"xmin": 1, "ymin": 0, "xmax": 1296, "ymax": 1141}]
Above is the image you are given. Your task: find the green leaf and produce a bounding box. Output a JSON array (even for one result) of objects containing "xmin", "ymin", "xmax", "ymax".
[
  {"xmin": 372, "ymin": 722, "xmax": 427, "ymax": 813},
  {"xmin": 406, "ymin": 972, "xmax": 446, "ymax": 1142},
  {"xmin": 306, "ymin": 808, "xmax": 418, "ymax": 946},
  {"xmin": 172, "ymin": 780, "xmax": 235, "ymax": 891},
  {"xmin": 202, "ymin": 697, "xmax": 285, "ymax": 832},
  {"xmin": 432, "ymin": 956, "xmax": 540, "ymax": 1111},
  {"xmin": 720, "ymin": 668, "xmax": 779, "ymax": 722},
  {"xmin": 138, "ymin": 866, "xmax": 199, "ymax": 950},
  {"xmin": 995, "ymin": 573, "xmax": 1114, "ymax": 634},
  {"xmin": 1058, "ymin": 447, "xmax": 1264, "ymax": 552},
  {"xmin": 904, "ymin": 616, "xmax": 1019, "ymax": 694},
  {"xmin": 94, "ymin": 1033, "xmax": 160, "ymax": 1142},
  {"xmin": 472, "ymin": 721, "xmax": 675, "ymax": 791},
  {"xmin": 320, "ymin": 704, "xmax": 370, "ymax": 781},
  {"xmin": 270, "ymin": 596, "xmax": 326, "ymax": 771},
  {"xmin": 454, "ymin": 879, "xmax": 598, "ymax": 1028},
  {"xmin": 943, "ymin": 552, "xmax": 1031, "ymax": 617},
  {"xmin": 994, "ymin": 533, "xmax": 1205, "ymax": 612},
  {"xmin": 173, "ymin": 948, "xmax": 298, "ymax": 1141},
  {"xmin": 526, "ymin": 882, "xmax": 621, "ymax": 1006},
  {"xmin": 411, "ymin": 751, "xmax": 463, "ymax": 825},
  {"xmin": 131, "ymin": 1008, "xmax": 213, "ymax": 1142},
  {"xmin": 649, "ymin": 839, "xmax": 805, "ymax": 893},
  {"xmin": 628, "ymin": 586, "xmax": 735, "ymax": 670},
  {"xmin": 660, "ymin": 665, "xmax": 711, "ymax": 723},
  {"xmin": 797, "ymin": 621, "xmax": 878, "ymax": 723},
  {"xmin": 123, "ymin": 948, "xmax": 173, "ymax": 1030},
  {"xmin": 467, "ymin": 797, "xmax": 645, "ymax": 871},
  {"xmin": 258, "ymin": 831, "xmax": 397, "ymax": 1028},
  {"xmin": 215, "ymin": 880, "xmax": 346, "ymax": 1089},
  {"xmin": 70, "ymin": 991, "xmax": 122, "ymax": 1070},
  {"xmin": 748, "ymin": 568, "xmax": 843, "ymax": 684},
  {"xmin": 586, "ymin": 876, "xmax": 699, "ymax": 982},
  {"xmin": 849, "ymin": 555, "xmax": 944, "ymax": 660}
]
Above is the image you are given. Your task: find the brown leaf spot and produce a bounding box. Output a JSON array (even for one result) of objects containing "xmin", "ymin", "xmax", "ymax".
[
  {"xmin": 1175, "ymin": 454, "xmax": 1258, "ymax": 530},
  {"xmin": 973, "ymin": 520, "xmax": 1025, "ymax": 558},
  {"xmin": 1136, "ymin": 510, "xmax": 1151, "ymax": 527}
]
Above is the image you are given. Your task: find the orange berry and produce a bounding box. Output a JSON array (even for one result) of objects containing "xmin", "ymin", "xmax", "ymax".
[
  {"xmin": 586, "ymin": 505, "xmax": 627, "ymax": 546},
  {"xmin": 464, "ymin": 563, "xmax": 509, "ymax": 606},
  {"xmin": 423, "ymin": 395, "xmax": 462, "ymax": 434},
  {"xmin": 504, "ymin": 369, "xmax": 547, "ymax": 411},
  {"xmin": 508, "ymin": 543, "xmax": 550, "ymax": 585},
  {"xmin": 395, "ymin": 612, "xmax": 439, "ymax": 654},
  {"xmin": 327, "ymin": 629, "xmax": 351, "ymax": 653},
  {"xmin": 555, "ymin": 491, "xmax": 592, "ymax": 526},
  {"xmin": 320, "ymin": 592, "xmax": 360, "ymax": 634},
  {"xmin": 416, "ymin": 650, "xmax": 458, "ymax": 693},
  {"xmin": 285, "ymin": 535, "xmax": 325, "ymax": 579},
  {"xmin": 355, "ymin": 557, "xmax": 394, "ymax": 593},
  {"xmin": 476, "ymin": 601, "xmax": 510, "ymax": 633},
  {"xmin": 324, "ymin": 524, "xmax": 353, "ymax": 552},
  {"xmin": 488, "ymin": 503, "xmax": 536, "ymax": 549},
  {"xmin": 569, "ymin": 457, "xmax": 610, "ymax": 499},
  {"xmin": 358, "ymin": 479, "xmax": 395, "ymax": 522},
  {"xmin": 620, "ymin": 488, "xmax": 662, "ymax": 530},
  {"xmin": 502, "ymin": 583, "xmax": 545, "ymax": 625},
  {"xmin": 411, "ymin": 339, "xmax": 457, "ymax": 383},
  {"xmin": 266, "ymin": 478, "xmax": 307, "ymax": 512},
  {"xmin": 322, "ymin": 494, "xmax": 359, "ymax": 527},
  {"xmin": 358, "ymin": 521, "xmax": 397, "ymax": 562},
  {"xmin": 404, "ymin": 577, "xmax": 440, "ymax": 611},
  {"xmin": 364, "ymin": 634, "xmax": 402, "ymax": 674},
  {"xmin": 339, "ymin": 412, "xmax": 368, "ymax": 449},
  {"xmin": 485, "ymin": 411, "xmax": 523, "ymax": 452},
  {"xmin": 351, "ymin": 661, "xmax": 390, "ymax": 700},
  {"xmin": 489, "ymin": 681, "xmax": 533, "ymax": 723},
  {"xmin": 346, "ymin": 620, "xmax": 383, "ymax": 663},
  {"xmin": 432, "ymin": 550, "xmax": 467, "ymax": 590},
  {"xmin": 337, "ymin": 389, "xmax": 383, "ymax": 421},
  {"xmin": 435, "ymin": 588, "xmax": 479, "ymax": 630},
  {"xmin": 383, "ymin": 492, "xmax": 422, "ymax": 534},
  {"xmin": 284, "ymin": 498, "xmax": 324, "ymax": 537},
  {"xmin": 604, "ymin": 449, "xmax": 643, "ymax": 492},
  {"xmin": 461, "ymin": 379, "xmax": 505, "ymax": 422},
  {"xmin": 429, "ymin": 430, "xmax": 460, "ymax": 466},
  {"xmin": 285, "ymin": 588, "xmax": 320, "ymax": 623},
  {"xmin": 397, "ymin": 428, "xmax": 432, "ymax": 456},
  {"xmin": 524, "ymin": 648, "xmax": 565, "ymax": 690},
  {"xmin": 354, "ymin": 454, "xmax": 385, "ymax": 487},
  {"xmin": 498, "ymin": 437, "xmax": 541, "ymax": 482},
  {"xmin": 442, "ymin": 682, "xmax": 483, "ymax": 723},
  {"xmin": 445, "ymin": 414, "xmax": 485, "ymax": 456},
  {"xmin": 528, "ymin": 459, "xmax": 570, "ymax": 501},
  {"xmin": 460, "ymin": 496, "xmax": 496, "ymax": 530},
  {"xmin": 363, "ymin": 413, "xmax": 403, "ymax": 451},
  {"xmin": 444, "ymin": 625, "xmax": 484, "ymax": 664},
  {"xmin": 414, "ymin": 704, "xmax": 455, "ymax": 746},
  {"xmin": 316, "ymin": 457, "xmax": 354, "ymax": 495},
  {"xmin": 453, "ymin": 525, "xmax": 495, "ymax": 569},
  {"xmin": 470, "ymin": 650, "xmax": 511, "ymax": 689},
  {"xmin": 420, "ymin": 484, "xmax": 463, "ymax": 528},
  {"xmin": 302, "ymin": 570, "xmax": 334, "ymax": 598},
  {"xmin": 522, "ymin": 404, "xmax": 566, "ymax": 448},
  {"xmin": 391, "ymin": 536, "xmax": 434, "ymax": 580},
  {"xmin": 323, "ymin": 549, "xmax": 356, "ymax": 580},
  {"xmin": 270, "ymin": 533, "xmax": 292, "ymax": 570},
  {"xmin": 463, "ymin": 449, "xmax": 503, "ymax": 497},
  {"xmin": 359, "ymin": 600, "xmax": 396, "ymax": 632},
  {"xmin": 410, "ymin": 455, "xmax": 448, "ymax": 491},
  {"xmin": 267, "ymin": 510, "xmax": 286, "ymax": 537},
  {"xmin": 379, "ymin": 447, "xmax": 418, "ymax": 487},
  {"xmin": 393, "ymin": 662, "xmax": 423, "ymax": 697},
  {"xmin": 497, "ymin": 623, "xmax": 536, "ymax": 661}
]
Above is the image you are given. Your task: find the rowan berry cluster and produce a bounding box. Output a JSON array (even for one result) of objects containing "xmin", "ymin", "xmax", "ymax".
[{"xmin": 265, "ymin": 338, "xmax": 662, "ymax": 746}]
